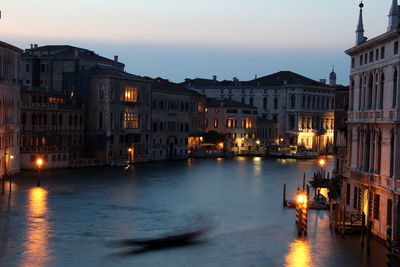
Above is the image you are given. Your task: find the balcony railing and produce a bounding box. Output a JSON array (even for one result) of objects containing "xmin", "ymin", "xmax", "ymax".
[{"xmin": 348, "ymin": 109, "xmax": 398, "ymax": 123}]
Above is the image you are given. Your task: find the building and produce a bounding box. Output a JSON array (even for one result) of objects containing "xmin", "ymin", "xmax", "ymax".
[
  {"xmin": 333, "ymin": 85, "xmax": 349, "ymax": 176},
  {"xmin": 256, "ymin": 117, "xmax": 280, "ymax": 147},
  {"xmin": 150, "ymin": 78, "xmax": 206, "ymax": 160},
  {"xmin": 0, "ymin": 41, "xmax": 22, "ymax": 175},
  {"xmin": 20, "ymin": 44, "xmax": 149, "ymax": 168},
  {"xmin": 204, "ymin": 98, "xmax": 257, "ymax": 154},
  {"xmin": 183, "ymin": 71, "xmax": 335, "ymax": 153},
  {"xmin": 343, "ymin": 1, "xmax": 400, "ymax": 240},
  {"xmin": 86, "ymin": 67, "xmax": 151, "ymax": 164}
]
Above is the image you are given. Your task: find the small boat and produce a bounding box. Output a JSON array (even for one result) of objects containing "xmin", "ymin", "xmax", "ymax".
[
  {"xmin": 116, "ymin": 228, "xmax": 209, "ymax": 247},
  {"xmin": 110, "ymin": 161, "xmax": 129, "ymax": 167}
]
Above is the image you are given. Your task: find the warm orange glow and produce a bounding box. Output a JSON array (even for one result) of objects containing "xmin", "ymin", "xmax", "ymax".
[
  {"xmin": 128, "ymin": 148, "xmax": 132, "ymax": 152},
  {"xmin": 285, "ymin": 240, "xmax": 313, "ymax": 267},
  {"xmin": 36, "ymin": 158, "xmax": 44, "ymax": 168},
  {"xmin": 319, "ymin": 159, "xmax": 326, "ymax": 167},
  {"xmin": 256, "ymin": 140, "xmax": 261, "ymax": 145},
  {"xmin": 297, "ymin": 194, "xmax": 306, "ymax": 204},
  {"xmin": 22, "ymin": 187, "xmax": 51, "ymax": 267},
  {"xmin": 217, "ymin": 142, "xmax": 224, "ymax": 149},
  {"xmin": 123, "ymin": 86, "xmax": 138, "ymax": 102}
]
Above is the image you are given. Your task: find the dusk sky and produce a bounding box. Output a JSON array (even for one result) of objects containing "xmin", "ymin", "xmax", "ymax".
[{"xmin": 0, "ymin": 0, "xmax": 390, "ymax": 85}]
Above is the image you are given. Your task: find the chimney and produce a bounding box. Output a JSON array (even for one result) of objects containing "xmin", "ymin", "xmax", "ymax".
[
  {"xmin": 213, "ymin": 75, "xmax": 217, "ymax": 81},
  {"xmin": 320, "ymin": 79, "xmax": 327, "ymax": 84},
  {"xmin": 30, "ymin": 44, "xmax": 34, "ymax": 49},
  {"xmin": 114, "ymin": 55, "xmax": 119, "ymax": 62},
  {"xmin": 34, "ymin": 44, "xmax": 38, "ymax": 49},
  {"xmin": 255, "ymin": 74, "xmax": 258, "ymax": 79}
]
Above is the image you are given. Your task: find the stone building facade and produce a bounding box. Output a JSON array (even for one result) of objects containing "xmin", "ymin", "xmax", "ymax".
[
  {"xmin": 184, "ymin": 71, "xmax": 335, "ymax": 153},
  {"xmin": 0, "ymin": 41, "xmax": 22, "ymax": 175},
  {"xmin": 333, "ymin": 85, "xmax": 349, "ymax": 176},
  {"xmin": 205, "ymin": 98, "xmax": 258, "ymax": 154},
  {"xmin": 150, "ymin": 78, "xmax": 206, "ymax": 161},
  {"xmin": 86, "ymin": 67, "xmax": 151, "ymax": 163},
  {"xmin": 343, "ymin": 0, "xmax": 400, "ymax": 240}
]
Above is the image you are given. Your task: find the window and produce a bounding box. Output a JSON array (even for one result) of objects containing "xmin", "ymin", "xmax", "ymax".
[
  {"xmin": 353, "ymin": 187, "xmax": 358, "ymax": 209},
  {"xmin": 99, "ymin": 89, "xmax": 104, "ymax": 100},
  {"xmin": 373, "ymin": 194, "xmax": 380, "ymax": 220},
  {"xmin": 375, "ymin": 49, "xmax": 379, "ymax": 60},
  {"xmin": 346, "ymin": 183, "xmax": 350, "ymax": 206},
  {"xmin": 272, "ymin": 114, "xmax": 278, "ymax": 122},
  {"xmin": 241, "ymin": 97, "xmax": 245, "ymax": 104},
  {"xmin": 214, "ymin": 118, "xmax": 218, "ymax": 128},
  {"xmin": 393, "ymin": 69, "xmax": 398, "ymax": 108},
  {"xmin": 249, "ymin": 97, "xmax": 254, "ymax": 106},
  {"xmin": 124, "ymin": 113, "xmax": 139, "ymax": 129},
  {"xmin": 351, "ymin": 58, "xmax": 355, "ymax": 68},
  {"xmin": 226, "ymin": 118, "xmax": 236, "ymax": 128},
  {"xmin": 21, "ymin": 113, "xmax": 26, "ymax": 125},
  {"xmin": 360, "ymin": 55, "xmax": 363, "ymax": 66},
  {"xmin": 25, "ymin": 64, "xmax": 30, "ymax": 73},
  {"xmin": 395, "ymin": 41, "xmax": 399, "ymax": 55},
  {"xmin": 40, "ymin": 63, "xmax": 47, "ymax": 73},
  {"xmin": 381, "ymin": 46, "xmax": 385, "ymax": 60},
  {"xmin": 263, "ymin": 97, "xmax": 267, "ymax": 109},
  {"xmin": 369, "ymin": 51, "xmax": 373, "ymax": 63},
  {"xmin": 274, "ymin": 97, "xmax": 278, "ymax": 109},
  {"xmin": 289, "ymin": 115, "xmax": 295, "ymax": 130},
  {"xmin": 98, "ymin": 112, "xmax": 103, "ymax": 129},
  {"xmin": 123, "ymin": 86, "xmax": 138, "ymax": 102},
  {"xmin": 290, "ymin": 95, "xmax": 296, "ymax": 108},
  {"xmin": 387, "ymin": 199, "xmax": 393, "ymax": 226}
]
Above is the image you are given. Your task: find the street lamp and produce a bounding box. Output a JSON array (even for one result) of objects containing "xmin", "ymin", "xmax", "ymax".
[
  {"xmin": 128, "ymin": 147, "xmax": 133, "ymax": 163},
  {"xmin": 319, "ymin": 158, "xmax": 326, "ymax": 178},
  {"xmin": 36, "ymin": 158, "xmax": 44, "ymax": 187}
]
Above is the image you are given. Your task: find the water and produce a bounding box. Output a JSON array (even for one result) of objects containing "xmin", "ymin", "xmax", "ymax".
[{"xmin": 0, "ymin": 157, "xmax": 392, "ymax": 267}]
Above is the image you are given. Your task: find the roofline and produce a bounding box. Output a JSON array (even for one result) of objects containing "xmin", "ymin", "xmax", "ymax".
[
  {"xmin": 0, "ymin": 41, "xmax": 23, "ymax": 53},
  {"xmin": 89, "ymin": 73, "xmax": 151, "ymax": 83},
  {"xmin": 345, "ymin": 29, "xmax": 400, "ymax": 55}
]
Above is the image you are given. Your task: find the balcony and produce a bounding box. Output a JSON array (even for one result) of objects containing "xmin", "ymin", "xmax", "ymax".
[{"xmin": 348, "ymin": 109, "xmax": 397, "ymax": 123}]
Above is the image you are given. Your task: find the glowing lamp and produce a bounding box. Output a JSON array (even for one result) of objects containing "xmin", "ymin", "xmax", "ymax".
[
  {"xmin": 36, "ymin": 158, "xmax": 44, "ymax": 168},
  {"xmin": 319, "ymin": 159, "xmax": 326, "ymax": 167}
]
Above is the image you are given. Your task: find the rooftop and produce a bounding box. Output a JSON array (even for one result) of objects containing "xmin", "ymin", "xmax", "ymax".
[
  {"xmin": 206, "ymin": 98, "xmax": 256, "ymax": 109},
  {"xmin": 149, "ymin": 78, "xmax": 205, "ymax": 96}
]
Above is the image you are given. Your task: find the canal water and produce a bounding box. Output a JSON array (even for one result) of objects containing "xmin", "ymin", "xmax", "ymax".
[{"xmin": 0, "ymin": 157, "xmax": 392, "ymax": 267}]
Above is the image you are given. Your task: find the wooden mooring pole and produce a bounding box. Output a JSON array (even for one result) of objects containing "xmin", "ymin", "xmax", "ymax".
[
  {"xmin": 386, "ymin": 227, "xmax": 392, "ymax": 267},
  {"xmin": 283, "ymin": 184, "xmax": 287, "ymax": 207},
  {"xmin": 367, "ymin": 221, "xmax": 372, "ymax": 256},
  {"xmin": 361, "ymin": 212, "xmax": 366, "ymax": 246}
]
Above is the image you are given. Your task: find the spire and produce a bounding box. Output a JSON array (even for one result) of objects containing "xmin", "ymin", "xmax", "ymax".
[
  {"xmin": 356, "ymin": 2, "xmax": 365, "ymax": 45},
  {"xmin": 329, "ymin": 66, "xmax": 337, "ymax": 86},
  {"xmin": 388, "ymin": 0, "xmax": 399, "ymax": 31}
]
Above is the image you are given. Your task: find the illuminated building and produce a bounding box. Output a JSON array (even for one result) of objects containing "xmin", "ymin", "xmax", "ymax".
[
  {"xmin": 183, "ymin": 70, "xmax": 336, "ymax": 154},
  {"xmin": 343, "ymin": 0, "xmax": 400, "ymax": 240},
  {"xmin": 204, "ymin": 98, "xmax": 257, "ymax": 155},
  {"xmin": 0, "ymin": 41, "xmax": 21, "ymax": 175},
  {"xmin": 86, "ymin": 67, "xmax": 151, "ymax": 163},
  {"xmin": 149, "ymin": 78, "xmax": 205, "ymax": 160}
]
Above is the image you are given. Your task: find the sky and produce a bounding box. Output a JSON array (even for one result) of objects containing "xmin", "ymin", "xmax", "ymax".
[{"xmin": 0, "ymin": 0, "xmax": 391, "ymax": 85}]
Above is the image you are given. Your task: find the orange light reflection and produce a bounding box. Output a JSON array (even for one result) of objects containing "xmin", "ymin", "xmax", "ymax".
[
  {"xmin": 285, "ymin": 239, "xmax": 313, "ymax": 267},
  {"xmin": 22, "ymin": 187, "xmax": 52, "ymax": 267}
]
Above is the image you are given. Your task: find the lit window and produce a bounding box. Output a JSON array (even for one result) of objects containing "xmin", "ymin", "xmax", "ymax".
[
  {"xmin": 124, "ymin": 112, "xmax": 139, "ymax": 129},
  {"xmin": 123, "ymin": 86, "xmax": 138, "ymax": 103},
  {"xmin": 214, "ymin": 118, "xmax": 218, "ymax": 128}
]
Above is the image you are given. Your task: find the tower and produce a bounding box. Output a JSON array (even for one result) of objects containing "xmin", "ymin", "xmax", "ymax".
[
  {"xmin": 356, "ymin": 2, "xmax": 366, "ymax": 45},
  {"xmin": 329, "ymin": 67, "xmax": 337, "ymax": 86},
  {"xmin": 388, "ymin": 0, "xmax": 399, "ymax": 31}
]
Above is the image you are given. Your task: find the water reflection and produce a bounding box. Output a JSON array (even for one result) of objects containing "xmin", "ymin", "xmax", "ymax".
[
  {"xmin": 22, "ymin": 187, "xmax": 52, "ymax": 267},
  {"xmin": 285, "ymin": 239, "xmax": 313, "ymax": 267}
]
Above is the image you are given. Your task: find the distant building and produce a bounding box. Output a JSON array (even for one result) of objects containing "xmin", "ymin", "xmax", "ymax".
[
  {"xmin": 20, "ymin": 44, "xmax": 148, "ymax": 168},
  {"xmin": 205, "ymin": 98, "xmax": 257, "ymax": 154},
  {"xmin": 256, "ymin": 117, "xmax": 280, "ymax": 146},
  {"xmin": 149, "ymin": 78, "xmax": 206, "ymax": 160},
  {"xmin": 184, "ymin": 71, "xmax": 335, "ymax": 153},
  {"xmin": 86, "ymin": 67, "xmax": 151, "ymax": 163},
  {"xmin": 343, "ymin": 1, "xmax": 400, "ymax": 240},
  {"xmin": 0, "ymin": 41, "xmax": 22, "ymax": 175}
]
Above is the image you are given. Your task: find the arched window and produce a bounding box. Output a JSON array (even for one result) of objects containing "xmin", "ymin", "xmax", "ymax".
[
  {"xmin": 359, "ymin": 77, "xmax": 363, "ymax": 110},
  {"xmin": 274, "ymin": 97, "xmax": 278, "ymax": 109},
  {"xmin": 290, "ymin": 95, "xmax": 296, "ymax": 109},
  {"xmin": 69, "ymin": 114, "xmax": 73, "ymax": 125},
  {"xmin": 180, "ymin": 123, "xmax": 184, "ymax": 132},
  {"xmin": 185, "ymin": 123, "xmax": 189, "ymax": 132},
  {"xmin": 263, "ymin": 97, "xmax": 267, "ymax": 109},
  {"xmin": 43, "ymin": 114, "xmax": 47, "ymax": 125},
  {"xmin": 393, "ymin": 69, "xmax": 398, "ymax": 108},
  {"xmin": 153, "ymin": 122, "xmax": 158, "ymax": 133},
  {"xmin": 79, "ymin": 115, "xmax": 83, "ymax": 125},
  {"xmin": 380, "ymin": 73, "xmax": 385, "ymax": 109},
  {"xmin": 59, "ymin": 114, "xmax": 63, "ymax": 125},
  {"xmin": 395, "ymin": 41, "xmax": 399, "ymax": 55},
  {"xmin": 159, "ymin": 122, "xmax": 164, "ymax": 132},
  {"xmin": 249, "ymin": 97, "xmax": 254, "ymax": 106},
  {"xmin": 52, "ymin": 114, "xmax": 56, "ymax": 125},
  {"xmin": 241, "ymin": 97, "xmax": 245, "ymax": 104}
]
